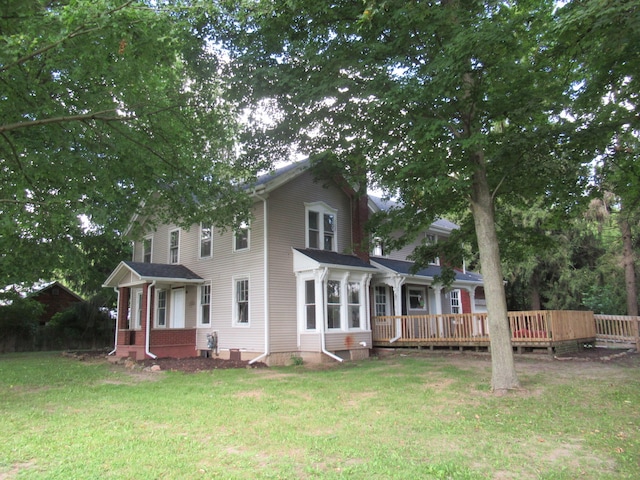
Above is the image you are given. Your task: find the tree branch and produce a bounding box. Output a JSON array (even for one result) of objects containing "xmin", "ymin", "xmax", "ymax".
[
  {"xmin": 0, "ymin": 110, "xmax": 131, "ymax": 133},
  {"xmin": 0, "ymin": 0, "xmax": 137, "ymax": 74}
]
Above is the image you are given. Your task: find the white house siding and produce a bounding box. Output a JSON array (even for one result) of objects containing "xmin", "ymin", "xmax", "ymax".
[
  {"xmin": 131, "ymin": 205, "xmax": 266, "ymax": 355},
  {"xmin": 324, "ymin": 331, "xmax": 371, "ymax": 352},
  {"xmin": 194, "ymin": 202, "xmax": 266, "ymax": 354},
  {"xmin": 266, "ymin": 170, "xmax": 353, "ymax": 354},
  {"xmin": 299, "ymin": 333, "xmax": 322, "ymax": 351},
  {"xmin": 384, "ymin": 231, "xmax": 444, "ymax": 262}
]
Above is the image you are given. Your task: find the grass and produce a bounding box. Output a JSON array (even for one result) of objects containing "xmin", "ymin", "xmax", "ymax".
[{"xmin": 1, "ymin": 351, "xmax": 639, "ymax": 479}]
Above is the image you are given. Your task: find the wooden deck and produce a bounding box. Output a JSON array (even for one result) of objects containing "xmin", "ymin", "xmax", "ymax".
[
  {"xmin": 594, "ymin": 314, "xmax": 640, "ymax": 348},
  {"xmin": 372, "ymin": 310, "xmax": 597, "ymax": 353}
]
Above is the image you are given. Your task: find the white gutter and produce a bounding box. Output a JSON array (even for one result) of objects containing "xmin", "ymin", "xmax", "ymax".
[
  {"xmin": 145, "ymin": 281, "xmax": 157, "ymax": 359},
  {"xmin": 108, "ymin": 287, "xmax": 120, "ymax": 355},
  {"xmin": 250, "ymin": 193, "xmax": 270, "ymax": 365},
  {"xmin": 319, "ymin": 267, "xmax": 344, "ymax": 363}
]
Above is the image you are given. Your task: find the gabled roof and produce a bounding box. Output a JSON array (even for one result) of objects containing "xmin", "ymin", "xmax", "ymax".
[
  {"xmin": 103, "ymin": 261, "xmax": 203, "ymax": 288},
  {"xmin": 28, "ymin": 281, "xmax": 84, "ymax": 301},
  {"xmin": 293, "ymin": 248, "xmax": 377, "ymax": 271},
  {"xmin": 370, "ymin": 257, "xmax": 483, "ymax": 285},
  {"xmin": 251, "ymin": 159, "xmax": 311, "ymax": 195},
  {"xmin": 368, "ymin": 195, "xmax": 459, "ymax": 233}
]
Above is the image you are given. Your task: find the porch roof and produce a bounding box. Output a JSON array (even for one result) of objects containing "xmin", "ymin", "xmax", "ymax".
[
  {"xmin": 370, "ymin": 257, "xmax": 483, "ymax": 285},
  {"xmin": 102, "ymin": 261, "xmax": 204, "ymax": 288},
  {"xmin": 293, "ymin": 248, "xmax": 377, "ymax": 271}
]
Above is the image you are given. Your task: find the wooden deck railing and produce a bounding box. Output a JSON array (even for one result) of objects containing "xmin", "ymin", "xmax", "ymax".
[
  {"xmin": 594, "ymin": 314, "xmax": 640, "ymax": 347},
  {"xmin": 372, "ymin": 310, "xmax": 596, "ymax": 347}
]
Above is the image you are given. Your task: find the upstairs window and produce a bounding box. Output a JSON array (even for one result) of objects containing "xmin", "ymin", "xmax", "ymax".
[
  {"xmin": 425, "ymin": 233, "xmax": 440, "ymax": 265},
  {"xmin": 169, "ymin": 230, "xmax": 180, "ymax": 264},
  {"xmin": 371, "ymin": 237, "xmax": 384, "ymax": 257},
  {"xmin": 306, "ymin": 202, "xmax": 337, "ymax": 251},
  {"xmin": 143, "ymin": 237, "xmax": 152, "ymax": 263},
  {"xmin": 200, "ymin": 224, "xmax": 212, "ymax": 258},
  {"xmin": 234, "ymin": 221, "xmax": 249, "ymax": 252}
]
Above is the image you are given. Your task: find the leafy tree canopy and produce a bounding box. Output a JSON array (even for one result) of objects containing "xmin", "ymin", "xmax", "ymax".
[{"xmin": 1, "ymin": 0, "xmax": 258, "ymax": 289}]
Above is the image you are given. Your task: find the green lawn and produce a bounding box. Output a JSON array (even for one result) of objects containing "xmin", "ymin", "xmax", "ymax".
[{"xmin": 1, "ymin": 351, "xmax": 639, "ymax": 479}]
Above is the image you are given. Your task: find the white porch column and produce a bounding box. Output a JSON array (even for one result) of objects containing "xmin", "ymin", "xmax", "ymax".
[
  {"xmin": 391, "ymin": 276, "xmax": 404, "ymax": 316},
  {"xmin": 392, "ymin": 276, "xmax": 405, "ymax": 340},
  {"xmin": 433, "ymin": 286, "xmax": 444, "ymax": 337}
]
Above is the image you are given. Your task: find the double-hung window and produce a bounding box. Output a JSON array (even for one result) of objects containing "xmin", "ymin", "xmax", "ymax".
[
  {"xmin": 450, "ymin": 289, "xmax": 461, "ymax": 314},
  {"xmin": 305, "ymin": 280, "xmax": 316, "ymax": 330},
  {"xmin": 425, "ymin": 233, "xmax": 440, "ymax": 265},
  {"xmin": 235, "ymin": 278, "xmax": 249, "ymax": 324},
  {"xmin": 200, "ymin": 225, "xmax": 212, "ymax": 258},
  {"xmin": 326, "ymin": 280, "xmax": 341, "ymax": 329},
  {"xmin": 347, "ymin": 282, "xmax": 361, "ymax": 329},
  {"xmin": 306, "ymin": 203, "xmax": 337, "ymax": 251},
  {"xmin": 143, "ymin": 237, "xmax": 152, "ymax": 263},
  {"xmin": 169, "ymin": 230, "xmax": 180, "ymax": 264},
  {"xmin": 199, "ymin": 284, "xmax": 211, "ymax": 325},
  {"xmin": 374, "ymin": 286, "xmax": 388, "ymax": 317},
  {"xmin": 156, "ymin": 290, "xmax": 166, "ymax": 327},
  {"xmin": 136, "ymin": 290, "xmax": 143, "ymax": 329},
  {"xmin": 234, "ymin": 222, "xmax": 249, "ymax": 251}
]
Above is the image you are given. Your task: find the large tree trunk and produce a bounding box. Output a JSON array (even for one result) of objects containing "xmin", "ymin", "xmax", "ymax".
[
  {"xmin": 619, "ymin": 214, "xmax": 638, "ymax": 317},
  {"xmin": 470, "ymin": 153, "xmax": 520, "ymax": 393}
]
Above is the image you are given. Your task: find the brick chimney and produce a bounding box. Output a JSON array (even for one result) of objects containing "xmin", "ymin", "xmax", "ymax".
[{"xmin": 352, "ymin": 193, "xmax": 370, "ymax": 263}]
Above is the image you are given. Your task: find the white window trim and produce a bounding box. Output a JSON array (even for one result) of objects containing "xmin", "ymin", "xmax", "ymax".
[
  {"xmin": 325, "ymin": 272, "xmax": 368, "ymax": 332},
  {"xmin": 408, "ymin": 286, "xmax": 428, "ymax": 311},
  {"xmin": 305, "ymin": 201, "xmax": 338, "ymax": 252},
  {"xmin": 374, "ymin": 285, "xmax": 389, "ymax": 318},
  {"xmin": 450, "ymin": 289, "xmax": 461, "ymax": 314},
  {"xmin": 135, "ymin": 289, "xmax": 143, "ymax": 330},
  {"xmin": 155, "ymin": 289, "xmax": 167, "ymax": 328},
  {"xmin": 326, "ymin": 278, "xmax": 342, "ymax": 330},
  {"xmin": 233, "ymin": 275, "xmax": 250, "ymax": 327},
  {"xmin": 233, "ymin": 221, "xmax": 250, "ymax": 252},
  {"xmin": 200, "ymin": 224, "xmax": 213, "ymax": 259},
  {"xmin": 425, "ymin": 233, "xmax": 440, "ymax": 266},
  {"xmin": 198, "ymin": 283, "xmax": 212, "ymax": 326},
  {"xmin": 347, "ymin": 281, "xmax": 362, "ymax": 330},
  {"xmin": 142, "ymin": 236, "xmax": 153, "ymax": 263},
  {"xmin": 296, "ymin": 272, "xmax": 320, "ymax": 332},
  {"xmin": 169, "ymin": 228, "xmax": 180, "ymax": 264}
]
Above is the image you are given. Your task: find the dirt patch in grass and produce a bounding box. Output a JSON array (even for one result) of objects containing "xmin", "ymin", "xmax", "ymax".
[{"xmin": 138, "ymin": 356, "xmax": 268, "ymax": 372}]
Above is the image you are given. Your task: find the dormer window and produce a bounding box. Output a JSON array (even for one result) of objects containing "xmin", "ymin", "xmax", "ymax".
[
  {"xmin": 306, "ymin": 202, "xmax": 337, "ymax": 251},
  {"xmin": 425, "ymin": 233, "xmax": 440, "ymax": 265},
  {"xmin": 371, "ymin": 237, "xmax": 384, "ymax": 257}
]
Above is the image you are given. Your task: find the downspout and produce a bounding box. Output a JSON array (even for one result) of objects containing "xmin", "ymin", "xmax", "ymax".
[
  {"xmin": 250, "ymin": 193, "xmax": 270, "ymax": 365},
  {"xmin": 319, "ymin": 267, "xmax": 344, "ymax": 363},
  {"xmin": 108, "ymin": 287, "xmax": 120, "ymax": 355},
  {"xmin": 145, "ymin": 281, "xmax": 157, "ymax": 359}
]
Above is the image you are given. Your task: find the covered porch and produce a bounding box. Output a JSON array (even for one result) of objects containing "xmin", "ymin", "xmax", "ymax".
[
  {"xmin": 372, "ymin": 310, "xmax": 597, "ymax": 354},
  {"xmin": 103, "ymin": 261, "xmax": 204, "ymax": 360}
]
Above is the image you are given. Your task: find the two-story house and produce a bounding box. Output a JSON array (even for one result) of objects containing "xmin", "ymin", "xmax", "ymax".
[{"xmin": 103, "ymin": 160, "xmax": 484, "ymax": 364}]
